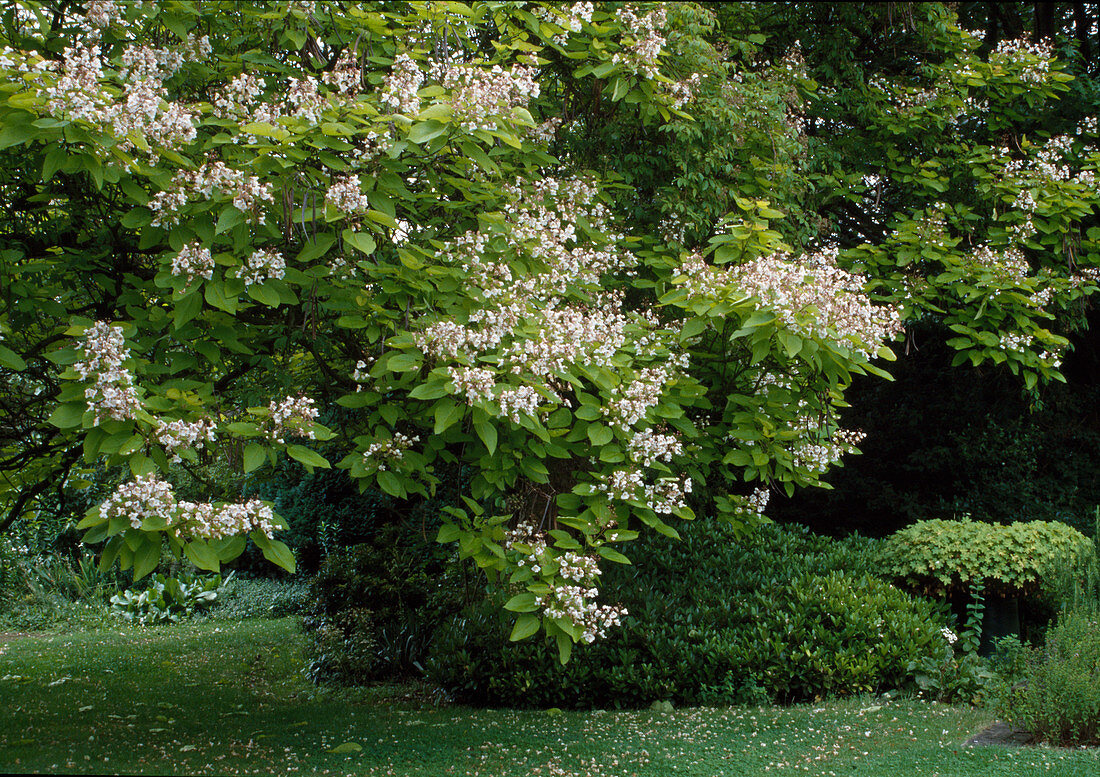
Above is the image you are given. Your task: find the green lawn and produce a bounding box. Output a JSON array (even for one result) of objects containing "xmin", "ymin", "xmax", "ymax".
[{"xmin": 1, "ymin": 618, "xmax": 1097, "ymax": 776}]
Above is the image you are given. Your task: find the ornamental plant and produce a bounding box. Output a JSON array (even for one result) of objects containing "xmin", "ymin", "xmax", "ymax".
[
  {"xmin": 1, "ymin": 2, "xmax": 1099, "ymax": 658},
  {"xmin": 879, "ymin": 518, "xmax": 1097, "ymax": 600}
]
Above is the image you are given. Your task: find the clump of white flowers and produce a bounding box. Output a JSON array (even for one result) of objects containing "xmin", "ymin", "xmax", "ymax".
[
  {"xmin": 380, "ymin": 53, "xmax": 423, "ymax": 114},
  {"xmin": 362, "ymin": 432, "xmax": 419, "ymax": 471},
  {"xmin": 170, "ymin": 241, "xmax": 214, "ymax": 283},
  {"xmin": 155, "ymin": 418, "xmax": 217, "ymax": 462},
  {"xmin": 100, "ymin": 475, "xmax": 279, "ymax": 540},
  {"xmin": 234, "ymin": 248, "xmax": 285, "ymax": 286},
  {"xmin": 325, "ymin": 175, "xmax": 369, "ymax": 215},
  {"xmin": 74, "ymin": 322, "xmax": 141, "ymax": 424},
  {"xmin": 266, "ymin": 394, "xmax": 319, "ymax": 443},
  {"xmin": 612, "ymin": 4, "xmax": 667, "ymax": 79},
  {"xmin": 150, "ymin": 161, "xmax": 274, "ymax": 227},
  {"xmin": 439, "ymin": 62, "xmax": 540, "ymax": 132},
  {"xmin": 100, "ymin": 474, "xmax": 177, "ymax": 530},
  {"xmin": 991, "ymin": 38, "xmax": 1055, "ymax": 84},
  {"xmin": 505, "ymin": 522, "xmax": 627, "ymax": 643}
]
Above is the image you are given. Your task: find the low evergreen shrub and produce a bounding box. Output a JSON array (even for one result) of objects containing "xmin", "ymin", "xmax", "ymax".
[{"xmin": 428, "ymin": 521, "xmax": 949, "ymax": 708}]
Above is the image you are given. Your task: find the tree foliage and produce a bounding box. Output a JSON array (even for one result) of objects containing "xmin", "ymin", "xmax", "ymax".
[{"xmin": 2, "ymin": 1, "xmax": 1100, "ymax": 652}]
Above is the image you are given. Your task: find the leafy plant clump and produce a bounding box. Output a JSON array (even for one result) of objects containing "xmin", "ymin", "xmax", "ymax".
[
  {"xmin": 879, "ymin": 519, "xmax": 1097, "ymax": 600},
  {"xmin": 999, "ymin": 607, "xmax": 1100, "ymax": 746},
  {"xmin": 428, "ymin": 521, "xmax": 948, "ymax": 708},
  {"xmin": 110, "ymin": 568, "xmax": 223, "ymax": 625}
]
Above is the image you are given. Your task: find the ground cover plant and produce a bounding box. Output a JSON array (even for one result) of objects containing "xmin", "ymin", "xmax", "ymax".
[{"xmin": 2, "ymin": 618, "xmax": 1099, "ymax": 777}]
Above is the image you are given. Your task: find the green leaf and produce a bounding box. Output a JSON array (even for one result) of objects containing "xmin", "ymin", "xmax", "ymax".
[
  {"xmin": 407, "ymin": 119, "xmax": 448, "ymax": 144},
  {"xmin": 504, "ymin": 592, "xmax": 538, "ymax": 613},
  {"xmin": 436, "ymin": 523, "xmax": 462, "ymax": 543},
  {"xmin": 587, "ymin": 424, "xmax": 613, "ymax": 446},
  {"xmin": 376, "ymin": 469, "xmax": 406, "ymax": 498},
  {"xmin": 243, "ymin": 443, "xmax": 266, "ymax": 473},
  {"xmin": 248, "ymin": 283, "xmax": 281, "ymax": 307},
  {"xmin": 434, "ymin": 400, "xmax": 464, "ymax": 434},
  {"xmin": 286, "ymin": 445, "xmax": 330, "ymax": 469},
  {"xmin": 211, "ymin": 535, "xmax": 247, "ymax": 562},
  {"xmin": 184, "ymin": 539, "xmax": 221, "ymax": 572},
  {"xmin": 133, "ymin": 537, "xmax": 161, "ymax": 580},
  {"xmin": 328, "ymin": 742, "xmax": 362, "ymax": 754},
  {"xmin": 174, "ymin": 290, "xmax": 203, "ymax": 329},
  {"xmin": 258, "ymin": 537, "xmax": 296, "ymax": 573},
  {"xmin": 556, "ymin": 632, "xmax": 573, "ymax": 664},
  {"xmin": 0, "ymin": 345, "xmax": 27, "ymax": 370},
  {"xmin": 343, "ymin": 229, "xmax": 376, "ymax": 255},
  {"xmin": 47, "ymin": 402, "xmax": 86, "ymax": 429},
  {"xmin": 474, "ymin": 420, "xmax": 497, "ymax": 455},
  {"xmin": 509, "ymin": 613, "xmax": 541, "ymax": 641}
]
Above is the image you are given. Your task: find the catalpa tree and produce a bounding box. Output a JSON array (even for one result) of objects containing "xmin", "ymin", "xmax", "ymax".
[{"xmin": 2, "ymin": 0, "xmax": 1078, "ymax": 657}]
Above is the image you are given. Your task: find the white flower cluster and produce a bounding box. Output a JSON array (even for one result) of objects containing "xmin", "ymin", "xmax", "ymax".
[
  {"xmin": 42, "ymin": 44, "xmax": 110, "ymax": 123},
  {"xmin": 155, "ymin": 418, "xmax": 217, "ymax": 463},
  {"xmin": 233, "ymin": 248, "xmax": 285, "ymax": 286},
  {"xmin": 972, "ymin": 245, "xmax": 1030, "ymax": 284},
  {"xmin": 322, "ymin": 49, "xmax": 362, "ymax": 96},
  {"xmin": 178, "ymin": 498, "xmax": 276, "ymax": 541},
  {"xmin": 170, "ymin": 241, "xmax": 214, "ymax": 283},
  {"xmin": 82, "ymin": 0, "xmax": 127, "ymax": 34},
  {"xmin": 538, "ymin": 581, "xmax": 626, "ymax": 644},
  {"xmin": 352, "ymin": 359, "xmax": 371, "ymax": 391},
  {"xmin": 626, "ymin": 428, "xmax": 682, "ymax": 467},
  {"xmin": 448, "ymin": 365, "xmax": 496, "ymax": 405},
  {"xmin": 212, "ymin": 73, "xmax": 266, "ymax": 119},
  {"xmin": 612, "ymin": 4, "xmax": 667, "ymax": 79},
  {"xmin": 746, "ymin": 486, "xmax": 769, "ymax": 516},
  {"xmin": 100, "ymin": 475, "xmax": 177, "ymax": 530},
  {"xmin": 380, "ymin": 53, "xmax": 423, "ymax": 115},
  {"xmin": 941, "ymin": 627, "xmax": 958, "ymax": 645},
  {"xmin": 991, "ymin": 38, "xmax": 1055, "ymax": 84},
  {"xmin": 287, "ymin": 75, "xmax": 324, "ymax": 122},
  {"xmin": 597, "ymin": 469, "xmax": 692, "ymax": 515},
  {"xmin": 497, "ymin": 385, "xmax": 542, "ymax": 422},
  {"xmin": 603, "ymin": 362, "xmax": 685, "ymax": 430},
  {"xmin": 266, "ymin": 395, "xmax": 318, "ymax": 443},
  {"xmin": 505, "ymin": 522, "xmax": 627, "ymax": 643},
  {"xmin": 694, "ymin": 249, "xmax": 904, "ymax": 359},
  {"xmin": 535, "ymin": 2, "xmax": 594, "ymax": 44},
  {"xmin": 75, "ymin": 321, "xmax": 141, "ymax": 424},
  {"xmin": 325, "ymin": 175, "xmax": 369, "ymax": 215},
  {"xmin": 363, "ymin": 433, "xmax": 419, "ymax": 471},
  {"xmin": 150, "ymin": 161, "xmax": 274, "ymax": 226},
  {"xmin": 530, "ymin": 115, "xmax": 562, "ymax": 147},
  {"xmin": 42, "ymin": 40, "xmax": 202, "ymax": 159},
  {"xmin": 790, "ymin": 424, "xmax": 866, "ymax": 474},
  {"xmin": 440, "ymin": 63, "xmax": 540, "ymax": 132},
  {"xmin": 667, "ymin": 73, "xmax": 701, "ymax": 110}
]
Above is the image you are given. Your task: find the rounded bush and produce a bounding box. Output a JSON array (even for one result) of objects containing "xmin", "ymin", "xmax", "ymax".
[{"xmin": 880, "ymin": 518, "xmax": 1097, "ymax": 599}]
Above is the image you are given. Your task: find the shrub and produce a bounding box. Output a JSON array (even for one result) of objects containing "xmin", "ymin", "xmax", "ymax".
[
  {"xmin": 303, "ymin": 522, "xmax": 471, "ymax": 685},
  {"xmin": 428, "ymin": 521, "xmax": 948, "ymax": 708},
  {"xmin": 1000, "ymin": 607, "xmax": 1100, "ymax": 746},
  {"xmin": 879, "ymin": 518, "xmax": 1097, "ymax": 600}
]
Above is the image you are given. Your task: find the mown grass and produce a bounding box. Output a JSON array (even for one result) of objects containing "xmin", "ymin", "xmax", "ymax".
[{"xmin": 1, "ymin": 618, "xmax": 1098, "ymax": 776}]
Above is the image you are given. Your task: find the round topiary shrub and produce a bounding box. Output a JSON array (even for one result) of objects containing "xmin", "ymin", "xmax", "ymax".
[
  {"xmin": 879, "ymin": 518, "xmax": 1097, "ymax": 600},
  {"xmin": 427, "ymin": 521, "xmax": 948, "ymax": 708}
]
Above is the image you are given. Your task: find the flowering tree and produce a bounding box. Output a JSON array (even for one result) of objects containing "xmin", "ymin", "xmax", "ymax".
[{"xmin": 2, "ymin": 1, "xmax": 1095, "ymax": 657}]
